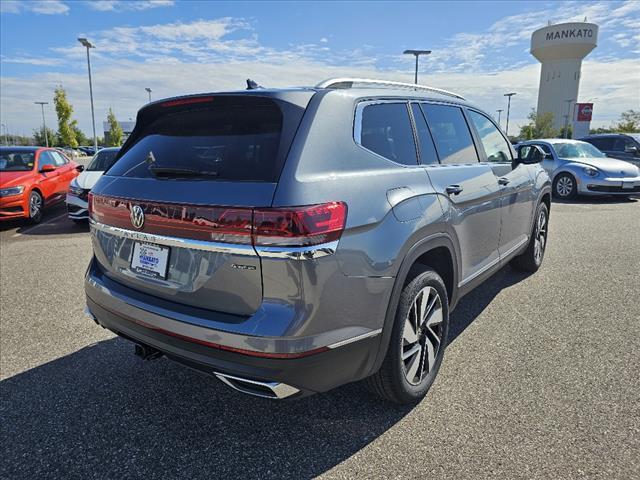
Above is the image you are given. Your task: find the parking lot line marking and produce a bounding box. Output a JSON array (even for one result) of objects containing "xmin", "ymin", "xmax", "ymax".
[{"xmin": 12, "ymin": 212, "xmax": 69, "ymax": 237}]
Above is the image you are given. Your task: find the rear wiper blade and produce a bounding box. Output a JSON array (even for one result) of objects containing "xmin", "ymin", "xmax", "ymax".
[{"xmin": 148, "ymin": 166, "xmax": 219, "ymax": 178}]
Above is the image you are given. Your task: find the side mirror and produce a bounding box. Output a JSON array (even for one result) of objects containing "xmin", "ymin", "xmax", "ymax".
[
  {"xmin": 517, "ymin": 145, "xmax": 547, "ymax": 164},
  {"xmin": 40, "ymin": 164, "xmax": 57, "ymax": 173},
  {"xmin": 625, "ymin": 145, "xmax": 639, "ymax": 155},
  {"xmin": 76, "ymin": 165, "xmax": 85, "ymax": 172}
]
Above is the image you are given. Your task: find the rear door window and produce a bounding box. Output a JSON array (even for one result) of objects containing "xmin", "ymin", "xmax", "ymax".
[
  {"xmin": 467, "ymin": 110, "xmax": 512, "ymax": 163},
  {"xmin": 108, "ymin": 97, "xmax": 286, "ymax": 182},
  {"xmin": 358, "ymin": 103, "xmax": 418, "ymax": 166},
  {"xmin": 421, "ymin": 104, "xmax": 479, "ymax": 164},
  {"xmin": 410, "ymin": 103, "xmax": 439, "ymax": 165}
]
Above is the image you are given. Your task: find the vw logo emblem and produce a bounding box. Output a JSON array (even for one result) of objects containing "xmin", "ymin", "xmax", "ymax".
[{"xmin": 130, "ymin": 205, "xmax": 145, "ymax": 229}]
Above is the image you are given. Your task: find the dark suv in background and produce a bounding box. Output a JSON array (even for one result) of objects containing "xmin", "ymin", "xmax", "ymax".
[
  {"xmin": 580, "ymin": 133, "xmax": 640, "ymax": 168},
  {"xmin": 84, "ymin": 78, "xmax": 551, "ymax": 404}
]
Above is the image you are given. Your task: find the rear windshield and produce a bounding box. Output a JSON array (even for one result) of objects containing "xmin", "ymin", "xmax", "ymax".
[
  {"xmin": 108, "ymin": 97, "xmax": 285, "ymax": 182},
  {"xmin": 87, "ymin": 149, "xmax": 119, "ymax": 171}
]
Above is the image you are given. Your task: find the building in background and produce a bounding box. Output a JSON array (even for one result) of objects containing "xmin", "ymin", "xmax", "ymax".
[
  {"xmin": 531, "ymin": 22, "xmax": 598, "ymax": 136},
  {"xmin": 103, "ymin": 119, "xmax": 135, "ymax": 144}
]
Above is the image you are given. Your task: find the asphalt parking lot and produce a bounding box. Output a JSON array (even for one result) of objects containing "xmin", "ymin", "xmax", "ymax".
[{"xmin": 1, "ymin": 197, "xmax": 639, "ymax": 479}]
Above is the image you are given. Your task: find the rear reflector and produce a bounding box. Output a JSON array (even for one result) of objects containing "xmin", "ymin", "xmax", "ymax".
[{"xmin": 90, "ymin": 196, "xmax": 347, "ymax": 247}]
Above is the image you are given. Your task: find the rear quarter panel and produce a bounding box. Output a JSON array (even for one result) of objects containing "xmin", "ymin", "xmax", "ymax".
[{"xmin": 273, "ymin": 90, "xmax": 451, "ymax": 279}]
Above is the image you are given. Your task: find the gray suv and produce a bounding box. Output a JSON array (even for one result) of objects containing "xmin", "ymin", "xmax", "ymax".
[{"xmin": 85, "ymin": 79, "xmax": 551, "ymax": 404}]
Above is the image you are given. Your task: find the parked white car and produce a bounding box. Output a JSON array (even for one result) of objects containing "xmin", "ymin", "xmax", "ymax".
[{"xmin": 66, "ymin": 147, "xmax": 119, "ymax": 221}]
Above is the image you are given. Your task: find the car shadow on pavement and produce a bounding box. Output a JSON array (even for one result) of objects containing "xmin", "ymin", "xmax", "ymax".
[
  {"xmin": 1, "ymin": 267, "xmax": 530, "ymax": 479},
  {"xmin": 552, "ymin": 195, "xmax": 638, "ymax": 205},
  {"xmin": 0, "ymin": 207, "xmax": 89, "ymax": 235},
  {"xmin": 0, "ymin": 338, "xmax": 413, "ymax": 479}
]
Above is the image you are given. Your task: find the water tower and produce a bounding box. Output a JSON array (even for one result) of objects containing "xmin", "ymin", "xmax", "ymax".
[{"xmin": 531, "ymin": 22, "xmax": 598, "ymax": 132}]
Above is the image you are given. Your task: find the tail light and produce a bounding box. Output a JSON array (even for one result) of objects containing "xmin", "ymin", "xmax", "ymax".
[
  {"xmin": 88, "ymin": 192, "xmax": 94, "ymax": 216},
  {"xmin": 254, "ymin": 202, "xmax": 347, "ymax": 246},
  {"xmin": 90, "ymin": 195, "xmax": 347, "ymax": 248}
]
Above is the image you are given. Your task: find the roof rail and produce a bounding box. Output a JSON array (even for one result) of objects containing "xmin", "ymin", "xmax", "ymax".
[{"xmin": 316, "ymin": 78, "xmax": 466, "ymax": 100}]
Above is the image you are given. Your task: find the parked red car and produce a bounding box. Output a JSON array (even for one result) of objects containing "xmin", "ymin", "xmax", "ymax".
[{"xmin": 0, "ymin": 146, "xmax": 81, "ymax": 223}]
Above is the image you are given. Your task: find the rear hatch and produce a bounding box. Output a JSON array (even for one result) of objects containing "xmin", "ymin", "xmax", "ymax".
[{"xmin": 89, "ymin": 92, "xmax": 313, "ymax": 316}]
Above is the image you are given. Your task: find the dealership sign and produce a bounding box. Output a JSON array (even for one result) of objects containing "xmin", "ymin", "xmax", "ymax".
[{"xmin": 576, "ymin": 103, "xmax": 594, "ymax": 122}]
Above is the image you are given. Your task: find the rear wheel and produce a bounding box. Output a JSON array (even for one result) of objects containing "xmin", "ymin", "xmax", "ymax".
[
  {"xmin": 28, "ymin": 191, "xmax": 43, "ymax": 224},
  {"xmin": 553, "ymin": 173, "xmax": 577, "ymax": 199},
  {"xmin": 365, "ymin": 269, "xmax": 449, "ymax": 404},
  {"xmin": 511, "ymin": 202, "xmax": 549, "ymax": 272}
]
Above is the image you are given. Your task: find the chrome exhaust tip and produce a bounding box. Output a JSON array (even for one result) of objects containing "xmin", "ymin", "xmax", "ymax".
[{"xmin": 214, "ymin": 372, "xmax": 299, "ymax": 399}]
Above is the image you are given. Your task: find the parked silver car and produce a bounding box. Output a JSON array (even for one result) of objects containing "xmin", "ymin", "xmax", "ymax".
[
  {"xmin": 85, "ymin": 79, "xmax": 551, "ymax": 404},
  {"xmin": 517, "ymin": 139, "xmax": 640, "ymax": 198}
]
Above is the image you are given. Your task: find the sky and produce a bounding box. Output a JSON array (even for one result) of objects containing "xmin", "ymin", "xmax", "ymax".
[{"xmin": 1, "ymin": 0, "xmax": 639, "ymax": 138}]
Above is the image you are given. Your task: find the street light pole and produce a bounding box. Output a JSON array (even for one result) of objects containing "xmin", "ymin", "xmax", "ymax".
[
  {"xmin": 496, "ymin": 109, "xmax": 504, "ymax": 129},
  {"xmin": 1, "ymin": 123, "xmax": 8, "ymax": 146},
  {"xmin": 504, "ymin": 92, "xmax": 517, "ymax": 137},
  {"xmin": 564, "ymin": 99, "xmax": 574, "ymax": 139},
  {"xmin": 403, "ymin": 49, "xmax": 432, "ymax": 84},
  {"xmin": 34, "ymin": 101, "xmax": 49, "ymax": 147},
  {"xmin": 78, "ymin": 38, "xmax": 98, "ymax": 153},
  {"xmin": 145, "ymin": 87, "xmax": 152, "ymax": 103}
]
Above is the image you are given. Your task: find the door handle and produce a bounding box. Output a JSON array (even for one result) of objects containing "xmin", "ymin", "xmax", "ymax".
[
  {"xmin": 445, "ymin": 184, "xmax": 463, "ymax": 195},
  {"xmin": 498, "ymin": 177, "xmax": 510, "ymax": 186}
]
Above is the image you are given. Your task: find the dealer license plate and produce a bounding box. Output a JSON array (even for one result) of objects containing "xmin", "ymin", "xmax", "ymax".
[{"xmin": 131, "ymin": 242, "xmax": 170, "ymax": 279}]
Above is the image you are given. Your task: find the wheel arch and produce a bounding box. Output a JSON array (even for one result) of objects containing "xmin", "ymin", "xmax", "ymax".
[{"xmin": 368, "ymin": 233, "xmax": 460, "ymax": 376}]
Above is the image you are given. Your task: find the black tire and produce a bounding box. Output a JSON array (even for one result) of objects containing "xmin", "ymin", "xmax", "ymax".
[
  {"xmin": 27, "ymin": 190, "xmax": 43, "ymax": 224},
  {"xmin": 365, "ymin": 269, "xmax": 449, "ymax": 404},
  {"xmin": 510, "ymin": 202, "xmax": 549, "ymax": 273},
  {"xmin": 553, "ymin": 172, "xmax": 577, "ymax": 199}
]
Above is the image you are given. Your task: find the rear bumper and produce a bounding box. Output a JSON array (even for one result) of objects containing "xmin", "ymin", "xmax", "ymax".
[{"xmin": 85, "ymin": 258, "xmax": 384, "ymax": 397}]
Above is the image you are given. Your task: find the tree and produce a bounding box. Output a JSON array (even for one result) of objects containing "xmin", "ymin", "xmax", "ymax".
[
  {"xmin": 33, "ymin": 126, "xmax": 58, "ymax": 147},
  {"xmin": 558, "ymin": 124, "xmax": 572, "ymax": 139},
  {"xmin": 106, "ymin": 108, "xmax": 123, "ymax": 147},
  {"xmin": 72, "ymin": 125, "xmax": 89, "ymax": 145},
  {"xmin": 517, "ymin": 109, "xmax": 558, "ymax": 140},
  {"xmin": 54, "ymin": 86, "xmax": 78, "ymax": 147},
  {"xmin": 615, "ymin": 110, "xmax": 640, "ymax": 132}
]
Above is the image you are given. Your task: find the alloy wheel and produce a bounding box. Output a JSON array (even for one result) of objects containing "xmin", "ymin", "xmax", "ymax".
[
  {"xmin": 29, "ymin": 192, "xmax": 42, "ymax": 218},
  {"xmin": 401, "ymin": 286, "xmax": 444, "ymax": 385},
  {"xmin": 556, "ymin": 175, "xmax": 573, "ymax": 197},
  {"xmin": 533, "ymin": 208, "xmax": 547, "ymax": 265}
]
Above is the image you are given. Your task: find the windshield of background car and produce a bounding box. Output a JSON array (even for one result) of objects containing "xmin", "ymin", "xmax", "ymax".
[
  {"xmin": 87, "ymin": 149, "xmax": 119, "ymax": 171},
  {"xmin": 551, "ymin": 142, "xmax": 606, "ymax": 159},
  {"xmin": 0, "ymin": 150, "xmax": 36, "ymax": 171},
  {"xmin": 629, "ymin": 134, "xmax": 640, "ymax": 144},
  {"xmin": 107, "ymin": 97, "xmax": 285, "ymax": 182}
]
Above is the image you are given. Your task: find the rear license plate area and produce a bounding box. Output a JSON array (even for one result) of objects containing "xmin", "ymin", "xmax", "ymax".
[{"xmin": 131, "ymin": 242, "xmax": 170, "ymax": 279}]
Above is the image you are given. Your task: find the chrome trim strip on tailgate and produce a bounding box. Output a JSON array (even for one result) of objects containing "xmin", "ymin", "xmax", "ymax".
[
  {"xmin": 90, "ymin": 219, "xmax": 256, "ymax": 256},
  {"xmin": 255, "ymin": 241, "xmax": 338, "ymax": 260},
  {"xmin": 90, "ymin": 219, "xmax": 339, "ymax": 260}
]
